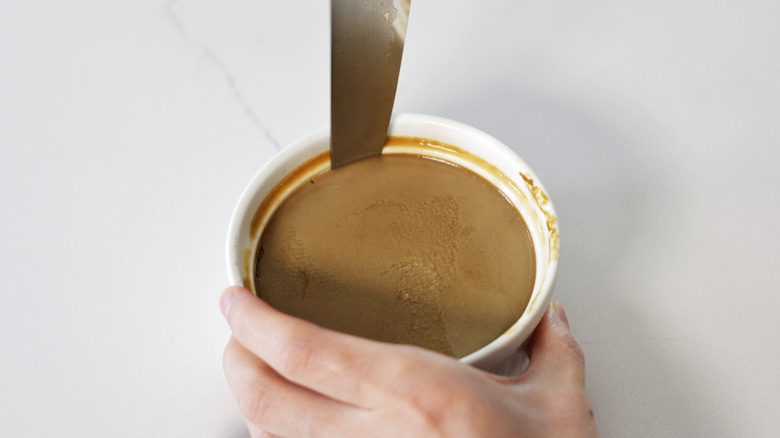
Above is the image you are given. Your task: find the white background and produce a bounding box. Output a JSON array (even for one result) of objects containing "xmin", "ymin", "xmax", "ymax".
[{"xmin": 1, "ymin": 1, "xmax": 778, "ymax": 436}]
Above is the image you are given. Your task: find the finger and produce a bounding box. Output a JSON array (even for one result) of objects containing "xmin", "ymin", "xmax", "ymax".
[
  {"xmin": 245, "ymin": 420, "xmax": 280, "ymax": 438},
  {"xmin": 524, "ymin": 302, "xmax": 586, "ymax": 388},
  {"xmin": 220, "ymin": 286, "xmax": 406, "ymax": 407},
  {"xmin": 224, "ymin": 336, "xmax": 361, "ymax": 437}
]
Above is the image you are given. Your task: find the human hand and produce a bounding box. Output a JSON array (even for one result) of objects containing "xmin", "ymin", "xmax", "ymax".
[{"xmin": 220, "ymin": 286, "xmax": 598, "ymax": 438}]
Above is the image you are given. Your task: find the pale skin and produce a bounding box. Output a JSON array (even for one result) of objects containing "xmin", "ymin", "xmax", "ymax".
[{"xmin": 221, "ymin": 286, "xmax": 599, "ymax": 438}]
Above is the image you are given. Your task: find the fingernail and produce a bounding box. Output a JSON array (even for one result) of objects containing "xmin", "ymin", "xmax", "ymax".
[
  {"xmin": 220, "ymin": 288, "xmax": 239, "ymax": 318},
  {"xmin": 552, "ymin": 302, "xmax": 570, "ymax": 329}
]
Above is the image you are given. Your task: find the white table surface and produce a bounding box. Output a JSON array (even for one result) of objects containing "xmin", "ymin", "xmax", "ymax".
[{"xmin": 2, "ymin": 1, "xmax": 778, "ymax": 436}]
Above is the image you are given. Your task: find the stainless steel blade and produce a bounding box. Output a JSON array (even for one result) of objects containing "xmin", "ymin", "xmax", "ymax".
[{"xmin": 330, "ymin": 0, "xmax": 410, "ymax": 169}]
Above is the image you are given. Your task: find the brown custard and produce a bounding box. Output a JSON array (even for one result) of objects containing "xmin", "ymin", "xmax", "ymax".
[{"xmin": 255, "ymin": 151, "xmax": 535, "ymax": 358}]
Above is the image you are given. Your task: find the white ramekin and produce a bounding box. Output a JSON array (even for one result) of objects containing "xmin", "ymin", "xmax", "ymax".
[{"xmin": 226, "ymin": 114, "xmax": 559, "ymax": 373}]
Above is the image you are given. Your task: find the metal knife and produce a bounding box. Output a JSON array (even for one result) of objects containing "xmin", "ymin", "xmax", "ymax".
[{"xmin": 330, "ymin": 0, "xmax": 410, "ymax": 169}]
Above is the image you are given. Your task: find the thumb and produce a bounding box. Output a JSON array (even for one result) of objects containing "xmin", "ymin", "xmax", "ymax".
[{"xmin": 525, "ymin": 302, "xmax": 586, "ymax": 388}]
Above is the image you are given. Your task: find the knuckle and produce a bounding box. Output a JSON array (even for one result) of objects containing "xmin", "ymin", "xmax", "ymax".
[
  {"xmin": 223, "ymin": 337, "xmax": 248, "ymax": 376},
  {"xmin": 272, "ymin": 332, "xmax": 319, "ymax": 378},
  {"xmin": 387, "ymin": 345, "xmax": 430, "ymax": 375},
  {"xmin": 566, "ymin": 337, "xmax": 586, "ymax": 366},
  {"xmin": 228, "ymin": 304, "xmax": 255, "ymax": 341},
  {"xmin": 401, "ymin": 384, "xmax": 462, "ymax": 436},
  {"xmin": 388, "ymin": 354, "xmax": 461, "ymax": 432},
  {"xmin": 556, "ymin": 333, "xmax": 586, "ymax": 367},
  {"xmin": 236, "ymin": 385, "xmax": 272, "ymax": 424}
]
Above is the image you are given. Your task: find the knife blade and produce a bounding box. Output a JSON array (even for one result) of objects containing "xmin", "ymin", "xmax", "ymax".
[{"xmin": 330, "ymin": 0, "xmax": 410, "ymax": 169}]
